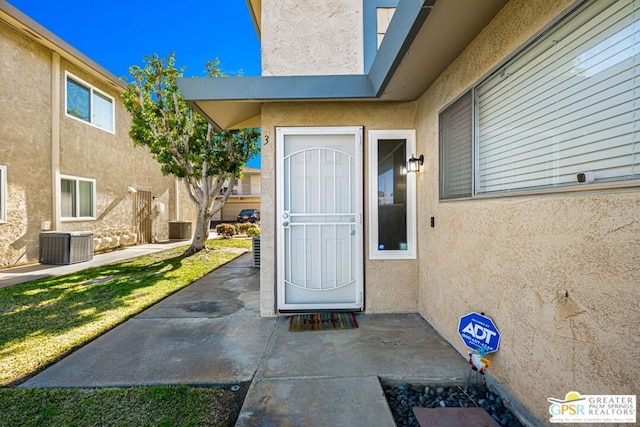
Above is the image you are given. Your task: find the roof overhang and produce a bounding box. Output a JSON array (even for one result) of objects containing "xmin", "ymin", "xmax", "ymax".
[
  {"xmin": 178, "ymin": 0, "xmax": 507, "ymax": 130},
  {"xmin": 0, "ymin": 0, "xmax": 126, "ymax": 92}
]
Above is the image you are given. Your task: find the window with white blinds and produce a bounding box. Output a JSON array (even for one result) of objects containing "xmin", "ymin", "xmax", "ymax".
[
  {"xmin": 475, "ymin": 0, "xmax": 639, "ymax": 194},
  {"xmin": 440, "ymin": 91, "xmax": 473, "ymax": 199}
]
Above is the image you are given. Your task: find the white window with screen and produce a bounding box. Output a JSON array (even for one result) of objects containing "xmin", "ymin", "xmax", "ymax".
[
  {"xmin": 439, "ymin": 0, "xmax": 640, "ymax": 199},
  {"xmin": 0, "ymin": 165, "xmax": 6, "ymax": 223},
  {"xmin": 60, "ymin": 175, "xmax": 96, "ymax": 220},
  {"xmin": 65, "ymin": 72, "xmax": 115, "ymax": 133},
  {"xmin": 368, "ymin": 130, "xmax": 417, "ymax": 259}
]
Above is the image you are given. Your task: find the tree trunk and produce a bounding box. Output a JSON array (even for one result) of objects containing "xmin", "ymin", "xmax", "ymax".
[{"xmin": 184, "ymin": 208, "xmax": 211, "ymax": 256}]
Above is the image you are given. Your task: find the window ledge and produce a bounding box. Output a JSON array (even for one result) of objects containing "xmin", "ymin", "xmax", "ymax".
[{"xmin": 439, "ymin": 179, "xmax": 640, "ymax": 202}]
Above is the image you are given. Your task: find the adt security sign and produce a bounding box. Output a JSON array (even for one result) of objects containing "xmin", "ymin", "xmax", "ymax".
[{"xmin": 458, "ymin": 312, "xmax": 501, "ymax": 353}]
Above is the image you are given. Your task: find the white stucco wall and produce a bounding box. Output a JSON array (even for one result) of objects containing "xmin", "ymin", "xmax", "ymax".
[
  {"xmin": 414, "ymin": 0, "xmax": 640, "ymax": 422},
  {"xmin": 260, "ymin": 0, "xmax": 363, "ymax": 76}
]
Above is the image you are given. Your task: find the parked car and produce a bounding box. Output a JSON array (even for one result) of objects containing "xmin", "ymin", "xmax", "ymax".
[{"xmin": 237, "ymin": 209, "xmax": 260, "ymax": 223}]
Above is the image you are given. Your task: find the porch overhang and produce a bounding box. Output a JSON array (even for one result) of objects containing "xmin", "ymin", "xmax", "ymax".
[{"xmin": 178, "ymin": 0, "xmax": 507, "ymax": 130}]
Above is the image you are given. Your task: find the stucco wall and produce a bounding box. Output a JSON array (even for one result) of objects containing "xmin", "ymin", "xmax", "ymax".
[
  {"xmin": 0, "ymin": 20, "xmax": 52, "ymax": 265},
  {"xmin": 221, "ymin": 199, "xmax": 261, "ymax": 222},
  {"xmin": 0, "ymin": 19, "xmax": 197, "ymax": 266},
  {"xmin": 59, "ymin": 61, "xmax": 177, "ymax": 243},
  {"xmin": 414, "ymin": 0, "xmax": 640, "ymax": 422},
  {"xmin": 260, "ymin": 101, "xmax": 419, "ymax": 316},
  {"xmin": 261, "ymin": 0, "xmax": 363, "ymax": 75}
]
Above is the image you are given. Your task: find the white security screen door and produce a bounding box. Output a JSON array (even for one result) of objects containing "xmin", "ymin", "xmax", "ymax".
[{"xmin": 276, "ymin": 127, "xmax": 363, "ymax": 311}]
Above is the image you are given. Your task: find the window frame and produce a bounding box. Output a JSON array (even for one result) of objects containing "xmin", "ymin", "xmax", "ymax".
[
  {"xmin": 0, "ymin": 165, "xmax": 6, "ymax": 223},
  {"xmin": 368, "ymin": 129, "xmax": 417, "ymax": 260},
  {"xmin": 439, "ymin": 90, "xmax": 473, "ymax": 200},
  {"xmin": 439, "ymin": 0, "xmax": 640, "ymax": 201},
  {"xmin": 65, "ymin": 72, "xmax": 115, "ymax": 133},
  {"xmin": 60, "ymin": 174, "xmax": 96, "ymax": 221}
]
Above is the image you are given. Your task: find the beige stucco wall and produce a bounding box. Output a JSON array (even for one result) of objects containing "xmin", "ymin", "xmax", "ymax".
[
  {"xmin": 58, "ymin": 61, "xmax": 177, "ymax": 243},
  {"xmin": 0, "ymin": 19, "xmax": 53, "ymax": 265},
  {"xmin": 260, "ymin": 101, "xmax": 419, "ymax": 316},
  {"xmin": 260, "ymin": 0, "xmax": 363, "ymax": 75},
  {"xmin": 0, "ymin": 19, "xmax": 196, "ymax": 266},
  {"xmin": 221, "ymin": 199, "xmax": 261, "ymax": 222},
  {"xmin": 414, "ymin": 0, "xmax": 640, "ymax": 422}
]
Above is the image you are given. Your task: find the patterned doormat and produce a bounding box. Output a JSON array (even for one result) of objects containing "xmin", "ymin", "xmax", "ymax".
[{"xmin": 289, "ymin": 312, "xmax": 359, "ymax": 332}]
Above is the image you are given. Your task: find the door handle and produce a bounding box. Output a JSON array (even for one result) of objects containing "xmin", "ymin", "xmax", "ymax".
[{"xmin": 282, "ymin": 221, "xmax": 289, "ymax": 227}]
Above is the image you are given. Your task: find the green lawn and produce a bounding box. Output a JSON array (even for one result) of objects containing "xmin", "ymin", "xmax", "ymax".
[
  {"xmin": 0, "ymin": 238, "xmax": 251, "ymax": 387},
  {"xmin": 0, "ymin": 385, "xmax": 244, "ymax": 427}
]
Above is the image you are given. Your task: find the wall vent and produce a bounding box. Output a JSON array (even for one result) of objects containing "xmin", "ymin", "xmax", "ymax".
[{"xmin": 252, "ymin": 236, "xmax": 260, "ymax": 268}]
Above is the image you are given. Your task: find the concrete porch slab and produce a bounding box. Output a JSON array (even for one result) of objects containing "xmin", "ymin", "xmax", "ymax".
[
  {"xmin": 257, "ymin": 313, "xmax": 469, "ymax": 383},
  {"xmin": 235, "ymin": 313, "xmax": 470, "ymax": 426}
]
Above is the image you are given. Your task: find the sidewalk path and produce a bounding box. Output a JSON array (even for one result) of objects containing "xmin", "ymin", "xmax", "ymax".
[
  {"xmin": 20, "ymin": 254, "xmax": 274, "ymax": 387},
  {"xmin": 0, "ymin": 238, "xmax": 204, "ymax": 289},
  {"xmin": 20, "ymin": 253, "xmax": 470, "ymax": 426}
]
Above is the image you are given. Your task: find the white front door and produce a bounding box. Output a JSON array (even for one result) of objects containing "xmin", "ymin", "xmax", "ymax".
[{"xmin": 276, "ymin": 127, "xmax": 363, "ymax": 311}]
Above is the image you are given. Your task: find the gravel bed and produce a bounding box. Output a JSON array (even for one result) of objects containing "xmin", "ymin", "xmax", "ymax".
[{"xmin": 383, "ymin": 382, "xmax": 523, "ymax": 427}]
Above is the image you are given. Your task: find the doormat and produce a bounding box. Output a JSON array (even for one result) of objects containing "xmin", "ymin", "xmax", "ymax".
[{"xmin": 289, "ymin": 313, "xmax": 359, "ymax": 332}]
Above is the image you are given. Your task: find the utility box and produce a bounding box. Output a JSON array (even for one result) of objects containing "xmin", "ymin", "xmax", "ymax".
[
  {"xmin": 39, "ymin": 231, "xmax": 93, "ymax": 265},
  {"xmin": 169, "ymin": 221, "xmax": 192, "ymax": 240}
]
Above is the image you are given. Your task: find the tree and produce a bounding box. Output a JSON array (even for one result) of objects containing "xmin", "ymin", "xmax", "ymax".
[{"xmin": 122, "ymin": 53, "xmax": 260, "ymax": 255}]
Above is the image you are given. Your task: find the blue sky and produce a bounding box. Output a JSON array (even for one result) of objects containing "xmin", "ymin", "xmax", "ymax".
[{"xmin": 7, "ymin": 0, "xmax": 262, "ymax": 167}]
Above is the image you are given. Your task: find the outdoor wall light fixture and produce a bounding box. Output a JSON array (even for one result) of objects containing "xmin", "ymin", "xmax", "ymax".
[
  {"xmin": 407, "ymin": 154, "xmax": 424, "ymax": 173},
  {"xmin": 127, "ymin": 186, "xmax": 137, "ymax": 193}
]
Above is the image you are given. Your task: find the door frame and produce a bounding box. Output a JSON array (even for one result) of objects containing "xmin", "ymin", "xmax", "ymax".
[{"xmin": 276, "ymin": 126, "xmax": 364, "ymax": 312}]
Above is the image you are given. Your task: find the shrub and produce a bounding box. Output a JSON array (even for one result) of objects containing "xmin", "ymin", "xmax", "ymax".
[
  {"xmin": 215, "ymin": 223, "xmax": 236, "ymax": 238},
  {"xmin": 236, "ymin": 223, "xmax": 251, "ymax": 235},
  {"xmin": 246, "ymin": 225, "xmax": 261, "ymax": 237}
]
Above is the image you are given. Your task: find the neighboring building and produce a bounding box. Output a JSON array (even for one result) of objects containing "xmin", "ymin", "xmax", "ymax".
[
  {"xmin": 213, "ymin": 166, "xmax": 261, "ymax": 223},
  {"xmin": 179, "ymin": 0, "xmax": 640, "ymax": 424},
  {"xmin": 0, "ymin": 1, "xmax": 197, "ymax": 267}
]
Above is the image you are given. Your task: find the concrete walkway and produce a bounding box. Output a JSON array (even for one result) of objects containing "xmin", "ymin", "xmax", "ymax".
[
  {"xmin": 0, "ymin": 239, "xmax": 194, "ymax": 289},
  {"xmin": 19, "ymin": 253, "xmax": 470, "ymax": 426}
]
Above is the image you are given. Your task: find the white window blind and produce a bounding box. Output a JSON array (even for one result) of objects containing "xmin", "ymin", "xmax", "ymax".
[
  {"xmin": 476, "ymin": 0, "xmax": 640, "ymax": 194},
  {"xmin": 92, "ymin": 91, "xmax": 114, "ymax": 132},
  {"xmin": 440, "ymin": 91, "xmax": 473, "ymax": 199}
]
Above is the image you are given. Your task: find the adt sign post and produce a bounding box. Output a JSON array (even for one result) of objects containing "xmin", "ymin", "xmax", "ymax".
[{"xmin": 458, "ymin": 312, "xmax": 501, "ymax": 353}]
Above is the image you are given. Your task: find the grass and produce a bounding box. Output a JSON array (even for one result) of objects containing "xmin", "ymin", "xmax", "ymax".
[
  {"xmin": 0, "ymin": 385, "xmax": 245, "ymax": 427},
  {"xmin": 0, "ymin": 238, "xmax": 251, "ymax": 387}
]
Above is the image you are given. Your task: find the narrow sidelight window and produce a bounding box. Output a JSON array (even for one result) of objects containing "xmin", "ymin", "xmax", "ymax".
[{"xmin": 369, "ymin": 130, "xmax": 416, "ymax": 259}]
